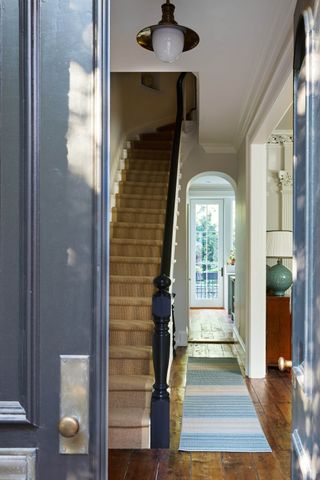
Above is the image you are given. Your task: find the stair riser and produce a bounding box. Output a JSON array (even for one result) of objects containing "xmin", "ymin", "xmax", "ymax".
[
  {"xmin": 119, "ymin": 184, "xmax": 167, "ymax": 196},
  {"xmin": 127, "ymin": 150, "xmax": 170, "ymax": 160},
  {"xmin": 116, "ymin": 197, "xmax": 166, "ymax": 209},
  {"xmin": 110, "ymin": 244, "xmax": 161, "ymax": 258},
  {"xmin": 123, "ymin": 171, "xmax": 169, "ymax": 183},
  {"xmin": 109, "ymin": 427, "xmax": 150, "ymax": 449},
  {"xmin": 109, "ymin": 330, "xmax": 152, "ymax": 346},
  {"xmin": 109, "ymin": 358, "xmax": 153, "ymax": 376},
  {"xmin": 112, "ymin": 211, "xmax": 165, "ymax": 224},
  {"xmin": 109, "ymin": 391, "xmax": 151, "ymax": 408},
  {"xmin": 110, "ymin": 305, "xmax": 152, "ymax": 321},
  {"xmin": 110, "ymin": 283, "xmax": 155, "ymax": 297},
  {"xmin": 111, "ymin": 226, "xmax": 163, "ymax": 241},
  {"xmin": 125, "ymin": 159, "xmax": 170, "ymax": 172},
  {"xmin": 130, "ymin": 141, "xmax": 172, "ymax": 150}
]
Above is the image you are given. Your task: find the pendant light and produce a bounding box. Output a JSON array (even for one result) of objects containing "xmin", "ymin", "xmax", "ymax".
[{"xmin": 136, "ymin": 0, "xmax": 199, "ymax": 63}]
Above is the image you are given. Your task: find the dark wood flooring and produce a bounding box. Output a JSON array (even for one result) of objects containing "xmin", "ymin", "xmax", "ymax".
[{"xmin": 109, "ymin": 312, "xmax": 292, "ymax": 479}]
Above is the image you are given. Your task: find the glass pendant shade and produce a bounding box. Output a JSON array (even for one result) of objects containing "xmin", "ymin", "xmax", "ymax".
[
  {"xmin": 137, "ymin": 1, "xmax": 199, "ymax": 63},
  {"xmin": 152, "ymin": 26, "xmax": 184, "ymax": 63}
]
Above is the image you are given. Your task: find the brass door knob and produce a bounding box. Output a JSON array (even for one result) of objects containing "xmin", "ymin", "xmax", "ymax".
[
  {"xmin": 58, "ymin": 416, "xmax": 80, "ymax": 438},
  {"xmin": 278, "ymin": 357, "xmax": 292, "ymax": 371}
]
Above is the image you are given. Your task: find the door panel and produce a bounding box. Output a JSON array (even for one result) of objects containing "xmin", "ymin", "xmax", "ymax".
[
  {"xmin": 0, "ymin": 0, "xmax": 39, "ymax": 427},
  {"xmin": 0, "ymin": 0, "xmax": 109, "ymax": 477},
  {"xmin": 190, "ymin": 199, "xmax": 224, "ymax": 307}
]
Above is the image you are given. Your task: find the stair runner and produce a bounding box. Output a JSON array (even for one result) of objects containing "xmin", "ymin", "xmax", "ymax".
[{"xmin": 109, "ymin": 126, "xmax": 174, "ymax": 448}]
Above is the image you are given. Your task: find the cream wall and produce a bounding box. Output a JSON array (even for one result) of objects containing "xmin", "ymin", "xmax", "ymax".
[
  {"xmin": 267, "ymin": 143, "xmax": 282, "ymax": 232},
  {"xmin": 110, "ymin": 72, "xmax": 180, "ymax": 184},
  {"xmin": 267, "ymin": 139, "xmax": 293, "ymax": 272},
  {"xmin": 234, "ymin": 140, "xmax": 247, "ymax": 345},
  {"xmin": 174, "ymin": 129, "xmax": 237, "ymax": 345}
]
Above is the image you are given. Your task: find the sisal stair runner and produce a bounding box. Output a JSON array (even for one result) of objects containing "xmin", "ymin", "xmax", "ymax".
[{"xmin": 109, "ymin": 126, "xmax": 174, "ymax": 448}]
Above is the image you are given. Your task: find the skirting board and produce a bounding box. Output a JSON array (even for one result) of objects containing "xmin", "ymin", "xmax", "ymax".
[{"xmin": 233, "ymin": 325, "xmax": 246, "ymax": 371}]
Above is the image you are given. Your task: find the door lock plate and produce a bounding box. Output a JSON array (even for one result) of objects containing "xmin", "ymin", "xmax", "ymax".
[{"xmin": 59, "ymin": 355, "xmax": 89, "ymax": 454}]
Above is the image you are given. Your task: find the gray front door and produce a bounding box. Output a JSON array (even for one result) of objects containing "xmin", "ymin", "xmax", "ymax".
[
  {"xmin": 292, "ymin": 1, "xmax": 320, "ymax": 478},
  {"xmin": 0, "ymin": 1, "xmax": 109, "ymax": 478}
]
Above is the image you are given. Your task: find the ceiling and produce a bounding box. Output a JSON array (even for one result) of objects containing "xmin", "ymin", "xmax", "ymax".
[
  {"xmin": 275, "ymin": 105, "xmax": 293, "ymax": 131},
  {"xmin": 111, "ymin": 0, "xmax": 295, "ymax": 151}
]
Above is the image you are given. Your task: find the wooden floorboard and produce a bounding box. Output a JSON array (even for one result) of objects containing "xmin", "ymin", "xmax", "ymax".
[{"xmin": 109, "ymin": 309, "xmax": 292, "ymax": 479}]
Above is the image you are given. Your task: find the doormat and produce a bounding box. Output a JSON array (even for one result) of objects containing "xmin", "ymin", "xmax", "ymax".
[{"xmin": 179, "ymin": 357, "xmax": 271, "ymax": 452}]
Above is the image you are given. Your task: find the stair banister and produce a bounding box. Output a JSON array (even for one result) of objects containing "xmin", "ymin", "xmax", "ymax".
[{"xmin": 151, "ymin": 72, "xmax": 187, "ymax": 449}]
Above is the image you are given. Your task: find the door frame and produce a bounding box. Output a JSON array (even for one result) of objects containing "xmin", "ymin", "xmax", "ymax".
[
  {"xmin": 243, "ymin": 44, "xmax": 294, "ymax": 378},
  {"xmin": 189, "ymin": 198, "xmax": 224, "ymax": 308},
  {"xmin": 91, "ymin": 0, "xmax": 109, "ymax": 475}
]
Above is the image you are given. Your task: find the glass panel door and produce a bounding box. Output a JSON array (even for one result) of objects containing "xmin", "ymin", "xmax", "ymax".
[{"xmin": 190, "ymin": 199, "xmax": 224, "ymax": 307}]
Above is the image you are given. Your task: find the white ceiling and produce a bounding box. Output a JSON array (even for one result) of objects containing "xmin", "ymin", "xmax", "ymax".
[
  {"xmin": 275, "ymin": 105, "xmax": 293, "ymax": 131},
  {"xmin": 111, "ymin": 0, "xmax": 296, "ymax": 150}
]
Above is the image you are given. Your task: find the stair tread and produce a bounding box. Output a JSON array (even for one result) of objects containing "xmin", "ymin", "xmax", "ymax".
[
  {"xmin": 109, "ymin": 345, "xmax": 152, "ymax": 359},
  {"xmin": 109, "ymin": 374, "xmax": 153, "ymax": 391},
  {"xmin": 128, "ymin": 148, "xmax": 171, "ymax": 154},
  {"xmin": 112, "ymin": 207, "xmax": 166, "ymax": 215},
  {"xmin": 110, "ymin": 296, "xmax": 152, "ymax": 306},
  {"xmin": 131, "ymin": 140, "xmax": 173, "ymax": 146},
  {"xmin": 110, "ymin": 256, "xmax": 160, "ymax": 264},
  {"xmin": 125, "ymin": 169, "xmax": 169, "ymax": 176},
  {"xmin": 110, "ymin": 274, "xmax": 154, "ymax": 283},
  {"xmin": 111, "ymin": 238, "xmax": 163, "ymax": 246},
  {"xmin": 119, "ymin": 180, "xmax": 168, "ymax": 187},
  {"xmin": 109, "ymin": 407, "xmax": 150, "ymax": 428},
  {"xmin": 110, "ymin": 319, "xmax": 153, "ymax": 331},
  {"xmin": 111, "ymin": 221, "xmax": 164, "ymax": 229},
  {"xmin": 116, "ymin": 193, "xmax": 167, "ymax": 200}
]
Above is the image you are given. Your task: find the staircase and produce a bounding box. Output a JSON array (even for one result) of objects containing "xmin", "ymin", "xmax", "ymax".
[{"xmin": 109, "ymin": 126, "xmax": 174, "ymax": 448}]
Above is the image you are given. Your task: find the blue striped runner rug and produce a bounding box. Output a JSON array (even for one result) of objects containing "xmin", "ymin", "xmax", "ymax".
[{"xmin": 179, "ymin": 357, "xmax": 271, "ymax": 452}]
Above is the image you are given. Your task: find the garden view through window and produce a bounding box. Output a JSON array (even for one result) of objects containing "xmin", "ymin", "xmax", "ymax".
[{"xmin": 195, "ymin": 203, "xmax": 219, "ymax": 300}]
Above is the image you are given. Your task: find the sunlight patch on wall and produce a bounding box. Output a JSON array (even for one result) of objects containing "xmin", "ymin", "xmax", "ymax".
[{"xmin": 67, "ymin": 61, "xmax": 95, "ymax": 190}]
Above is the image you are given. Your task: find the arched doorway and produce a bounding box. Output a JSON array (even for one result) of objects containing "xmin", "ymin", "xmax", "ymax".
[{"xmin": 187, "ymin": 172, "xmax": 236, "ymax": 342}]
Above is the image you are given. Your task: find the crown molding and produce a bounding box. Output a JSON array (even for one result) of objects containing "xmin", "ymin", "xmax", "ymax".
[{"xmin": 201, "ymin": 143, "xmax": 236, "ymax": 154}]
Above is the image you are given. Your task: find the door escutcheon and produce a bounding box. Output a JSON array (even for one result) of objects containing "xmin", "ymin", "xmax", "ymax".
[{"xmin": 59, "ymin": 355, "xmax": 89, "ymax": 454}]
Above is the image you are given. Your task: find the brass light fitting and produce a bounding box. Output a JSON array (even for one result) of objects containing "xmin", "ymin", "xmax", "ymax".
[{"xmin": 136, "ymin": 0, "xmax": 199, "ymax": 61}]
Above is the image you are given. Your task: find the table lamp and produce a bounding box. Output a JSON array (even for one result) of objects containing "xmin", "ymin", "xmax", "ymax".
[{"xmin": 266, "ymin": 230, "xmax": 293, "ymax": 296}]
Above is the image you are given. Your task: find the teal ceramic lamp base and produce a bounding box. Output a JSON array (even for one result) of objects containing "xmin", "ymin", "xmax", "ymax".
[{"xmin": 266, "ymin": 259, "xmax": 292, "ymax": 296}]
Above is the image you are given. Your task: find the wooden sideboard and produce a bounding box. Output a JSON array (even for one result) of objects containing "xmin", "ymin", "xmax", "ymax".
[{"xmin": 266, "ymin": 295, "xmax": 292, "ymax": 367}]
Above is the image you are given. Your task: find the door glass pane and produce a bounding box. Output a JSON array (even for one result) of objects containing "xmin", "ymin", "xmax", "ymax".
[{"xmin": 195, "ymin": 203, "xmax": 219, "ymax": 300}]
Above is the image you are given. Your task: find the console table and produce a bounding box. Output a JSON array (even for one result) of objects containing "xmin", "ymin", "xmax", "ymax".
[{"xmin": 266, "ymin": 295, "xmax": 292, "ymax": 367}]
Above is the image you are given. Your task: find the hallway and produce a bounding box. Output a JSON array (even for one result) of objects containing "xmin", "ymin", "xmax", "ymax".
[{"xmin": 109, "ymin": 310, "xmax": 291, "ymax": 479}]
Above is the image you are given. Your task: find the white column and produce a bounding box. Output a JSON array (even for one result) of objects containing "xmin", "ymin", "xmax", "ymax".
[{"xmin": 247, "ymin": 143, "xmax": 267, "ymax": 378}]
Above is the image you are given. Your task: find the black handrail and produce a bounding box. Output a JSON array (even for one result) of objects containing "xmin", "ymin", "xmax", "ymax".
[
  {"xmin": 151, "ymin": 72, "xmax": 187, "ymax": 449},
  {"xmin": 161, "ymin": 72, "xmax": 187, "ymax": 275}
]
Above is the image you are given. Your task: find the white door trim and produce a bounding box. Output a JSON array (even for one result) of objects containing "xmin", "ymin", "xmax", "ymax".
[{"xmin": 245, "ymin": 47, "xmax": 293, "ymax": 378}]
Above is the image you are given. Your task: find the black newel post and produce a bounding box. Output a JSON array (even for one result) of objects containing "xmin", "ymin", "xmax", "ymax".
[
  {"xmin": 172, "ymin": 292, "xmax": 176, "ymax": 357},
  {"xmin": 151, "ymin": 274, "xmax": 171, "ymax": 448}
]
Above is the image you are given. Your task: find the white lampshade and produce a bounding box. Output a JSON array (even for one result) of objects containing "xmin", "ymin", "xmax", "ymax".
[
  {"xmin": 266, "ymin": 230, "xmax": 292, "ymax": 258},
  {"xmin": 152, "ymin": 26, "xmax": 184, "ymax": 63}
]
